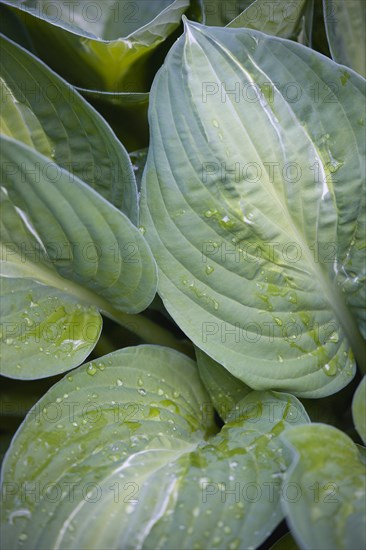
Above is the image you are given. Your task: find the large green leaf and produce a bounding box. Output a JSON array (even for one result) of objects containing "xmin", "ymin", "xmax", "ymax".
[
  {"xmin": 0, "ymin": 345, "xmax": 309, "ymax": 549},
  {"xmin": 0, "ymin": 0, "xmax": 200, "ymax": 90},
  {"xmin": 281, "ymin": 423, "xmax": 366, "ymax": 550},
  {"xmin": 0, "ymin": 136, "xmax": 157, "ymax": 378},
  {"xmin": 323, "ymin": 0, "xmax": 365, "ymax": 78},
  {"xmin": 0, "ymin": 34, "xmax": 138, "ymax": 220},
  {"xmin": 195, "ymin": 347, "xmax": 250, "ymax": 421},
  {"xmin": 141, "ymin": 20, "xmax": 366, "ymax": 398},
  {"xmin": 352, "ymin": 376, "xmax": 366, "ymax": 444},
  {"xmin": 227, "ymin": 0, "xmax": 308, "ymax": 41}
]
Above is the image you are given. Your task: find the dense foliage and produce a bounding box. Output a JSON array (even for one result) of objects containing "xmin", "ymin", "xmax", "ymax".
[{"xmin": 0, "ymin": 1, "xmax": 365, "ymax": 549}]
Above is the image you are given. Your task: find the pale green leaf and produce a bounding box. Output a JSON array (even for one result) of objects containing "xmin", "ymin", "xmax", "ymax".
[
  {"xmin": 281, "ymin": 423, "xmax": 366, "ymax": 550},
  {"xmin": 227, "ymin": 0, "xmax": 308, "ymax": 41},
  {"xmin": 352, "ymin": 376, "xmax": 366, "ymax": 444},
  {"xmin": 141, "ymin": 20, "xmax": 366, "ymax": 398},
  {"xmin": 195, "ymin": 347, "xmax": 250, "ymax": 421},
  {"xmin": 323, "ymin": 0, "xmax": 366, "ymax": 77},
  {"xmin": 0, "ymin": 345, "xmax": 309, "ymax": 549},
  {"xmin": 0, "ymin": 136, "xmax": 157, "ymax": 378},
  {"xmin": 0, "ymin": 34, "xmax": 138, "ymax": 220}
]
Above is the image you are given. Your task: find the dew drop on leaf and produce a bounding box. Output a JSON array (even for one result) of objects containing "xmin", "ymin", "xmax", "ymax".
[
  {"xmin": 86, "ymin": 364, "xmax": 97, "ymax": 376},
  {"xmin": 323, "ymin": 363, "xmax": 337, "ymax": 376}
]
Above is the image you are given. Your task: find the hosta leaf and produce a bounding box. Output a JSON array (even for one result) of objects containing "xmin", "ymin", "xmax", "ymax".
[
  {"xmin": 0, "ymin": 345, "xmax": 309, "ymax": 549},
  {"xmin": 0, "ymin": 0, "xmax": 199, "ymax": 91},
  {"xmin": 323, "ymin": 0, "xmax": 366, "ymax": 78},
  {"xmin": 0, "ymin": 136, "xmax": 157, "ymax": 378},
  {"xmin": 281, "ymin": 423, "xmax": 366, "ymax": 550},
  {"xmin": 228, "ymin": 0, "xmax": 308, "ymax": 41},
  {"xmin": 0, "ymin": 34, "xmax": 137, "ymax": 220},
  {"xmin": 352, "ymin": 376, "xmax": 366, "ymax": 444},
  {"xmin": 195, "ymin": 347, "xmax": 250, "ymax": 421},
  {"xmin": 141, "ymin": 20, "xmax": 366, "ymax": 398}
]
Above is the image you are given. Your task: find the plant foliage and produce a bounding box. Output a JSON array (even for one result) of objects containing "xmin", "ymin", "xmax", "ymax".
[{"xmin": 0, "ymin": 1, "xmax": 365, "ymax": 549}]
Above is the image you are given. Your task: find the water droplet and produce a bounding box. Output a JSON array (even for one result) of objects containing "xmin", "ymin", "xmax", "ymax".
[
  {"xmin": 18, "ymin": 533, "xmax": 28, "ymax": 542},
  {"xmin": 328, "ymin": 158, "xmax": 344, "ymax": 173},
  {"xmin": 116, "ymin": 379, "xmax": 123, "ymax": 386},
  {"xmin": 192, "ymin": 507, "xmax": 200, "ymax": 517},
  {"xmin": 340, "ymin": 70, "xmax": 350, "ymax": 86},
  {"xmin": 277, "ymin": 355, "xmax": 284, "ymax": 363},
  {"xmin": 137, "ymin": 378, "xmax": 143, "ymax": 387},
  {"xmin": 205, "ymin": 264, "xmax": 214, "ymax": 275},
  {"xmin": 126, "ymin": 503, "xmax": 136, "ymax": 514},
  {"xmin": 138, "ymin": 388, "xmax": 147, "ymax": 396},
  {"xmin": 97, "ymin": 362, "xmax": 105, "ymax": 371},
  {"xmin": 329, "ymin": 332, "xmax": 339, "ymax": 343},
  {"xmin": 67, "ymin": 375, "xmax": 73, "ymax": 382},
  {"xmin": 212, "ymin": 119, "xmax": 219, "ymax": 128},
  {"xmin": 323, "ymin": 363, "xmax": 337, "ymax": 376},
  {"xmin": 158, "ymin": 388, "xmax": 164, "ymax": 396},
  {"xmin": 288, "ymin": 292, "xmax": 297, "ymax": 304},
  {"xmin": 87, "ymin": 364, "xmax": 97, "ymax": 376},
  {"xmin": 138, "ymin": 226, "xmax": 146, "ymax": 235},
  {"xmin": 274, "ymin": 317, "xmax": 282, "ymax": 326},
  {"xmin": 173, "ymin": 390, "xmax": 180, "ymax": 398},
  {"xmin": 9, "ymin": 509, "xmax": 32, "ymax": 524},
  {"xmin": 204, "ymin": 208, "xmax": 219, "ymax": 218},
  {"xmin": 219, "ymin": 215, "xmax": 235, "ymax": 229}
]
